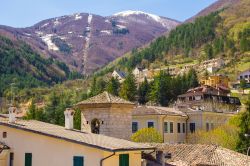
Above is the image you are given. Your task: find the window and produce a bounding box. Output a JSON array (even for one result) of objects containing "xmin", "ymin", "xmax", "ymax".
[
  {"xmin": 177, "ymin": 123, "xmax": 181, "ymax": 133},
  {"xmin": 9, "ymin": 153, "xmax": 14, "ymax": 166},
  {"xmin": 73, "ymin": 156, "xmax": 84, "ymax": 166},
  {"xmin": 206, "ymin": 123, "xmax": 209, "ymax": 132},
  {"xmin": 2, "ymin": 132, "xmax": 7, "ymax": 138},
  {"xmin": 190, "ymin": 123, "xmax": 196, "ymax": 133},
  {"xmin": 240, "ymin": 76, "xmax": 243, "ymax": 79},
  {"xmin": 119, "ymin": 154, "xmax": 129, "ymax": 166},
  {"xmin": 132, "ymin": 122, "xmax": 138, "ymax": 133},
  {"xmin": 164, "ymin": 122, "xmax": 168, "ymax": 133},
  {"xmin": 170, "ymin": 122, "xmax": 173, "ymax": 133},
  {"xmin": 182, "ymin": 123, "xmax": 186, "ymax": 133},
  {"xmin": 148, "ymin": 121, "xmax": 154, "ymax": 128},
  {"xmin": 25, "ymin": 153, "xmax": 32, "ymax": 166}
]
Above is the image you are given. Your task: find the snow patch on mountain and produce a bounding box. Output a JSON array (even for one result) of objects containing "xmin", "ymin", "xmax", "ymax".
[
  {"xmin": 54, "ymin": 18, "xmax": 61, "ymax": 26},
  {"xmin": 88, "ymin": 14, "xmax": 93, "ymax": 24},
  {"xmin": 75, "ymin": 14, "xmax": 82, "ymax": 20},
  {"xmin": 116, "ymin": 25, "xmax": 127, "ymax": 29},
  {"xmin": 100, "ymin": 30, "xmax": 112, "ymax": 35},
  {"xmin": 114, "ymin": 10, "xmax": 161, "ymax": 22},
  {"xmin": 41, "ymin": 34, "xmax": 59, "ymax": 51}
]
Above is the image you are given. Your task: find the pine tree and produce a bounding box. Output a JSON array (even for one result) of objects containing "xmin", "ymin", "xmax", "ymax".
[
  {"xmin": 138, "ymin": 78, "xmax": 149, "ymax": 104},
  {"xmin": 187, "ymin": 68, "xmax": 199, "ymax": 88},
  {"xmin": 26, "ymin": 99, "xmax": 36, "ymax": 120},
  {"xmin": 106, "ymin": 77, "xmax": 120, "ymax": 96},
  {"xmin": 119, "ymin": 73, "xmax": 137, "ymax": 101}
]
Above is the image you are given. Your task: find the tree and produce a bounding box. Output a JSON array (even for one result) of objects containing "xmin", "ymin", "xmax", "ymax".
[
  {"xmin": 236, "ymin": 94, "xmax": 250, "ymax": 154},
  {"xmin": 26, "ymin": 99, "xmax": 37, "ymax": 120},
  {"xmin": 187, "ymin": 68, "xmax": 199, "ymax": 88},
  {"xmin": 74, "ymin": 108, "xmax": 81, "ymax": 130},
  {"xmin": 239, "ymin": 79, "xmax": 247, "ymax": 94},
  {"xmin": 106, "ymin": 77, "xmax": 120, "ymax": 96},
  {"xmin": 187, "ymin": 124, "xmax": 239, "ymax": 150},
  {"xmin": 131, "ymin": 128, "xmax": 163, "ymax": 143},
  {"xmin": 138, "ymin": 78, "xmax": 149, "ymax": 104},
  {"xmin": 119, "ymin": 73, "xmax": 137, "ymax": 101},
  {"xmin": 89, "ymin": 77, "xmax": 106, "ymax": 96}
]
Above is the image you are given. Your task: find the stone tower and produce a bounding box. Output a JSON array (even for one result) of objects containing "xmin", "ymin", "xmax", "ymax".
[{"xmin": 75, "ymin": 91, "xmax": 135, "ymax": 140}]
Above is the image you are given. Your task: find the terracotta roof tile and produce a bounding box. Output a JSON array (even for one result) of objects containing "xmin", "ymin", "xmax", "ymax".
[
  {"xmin": 76, "ymin": 91, "xmax": 134, "ymax": 105},
  {"xmin": 151, "ymin": 143, "xmax": 250, "ymax": 166},
  {"xmin": 0, "ymin": 117, "xmax": 153, "ymax": 152}
]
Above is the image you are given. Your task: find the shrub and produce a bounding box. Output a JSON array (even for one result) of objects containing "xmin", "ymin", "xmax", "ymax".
[{"xmin": 131, "ymin": 128, "xmax": 163, "ymax": 143}]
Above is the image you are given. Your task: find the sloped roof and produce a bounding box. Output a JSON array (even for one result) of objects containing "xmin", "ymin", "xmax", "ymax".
[
  {"xmin": 76, "ymin": 91, "xmax": 134, "ymax": 105},
  {"xmin": 133, "ymin": 106, "xmax": 187, "ymax": 117},
  {"xmin": 152, "ymin": 144, "xmax": 249, "ymax": 166},
  {"xmin": 0, "ymin": 117, "xmax": 153, "ymax": 152},
  {"xmin": 0, "ymin": 142, "xmax": 9, "ymax": 154},
  {"xmin": 113, "ymin": 70, "xmax": 126, "ymax": 78}
]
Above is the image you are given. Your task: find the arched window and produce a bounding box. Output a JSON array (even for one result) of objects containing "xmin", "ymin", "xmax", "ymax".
[{"xmin": 91, "ymin": 118, "xmax": 100, "ymax": 134}]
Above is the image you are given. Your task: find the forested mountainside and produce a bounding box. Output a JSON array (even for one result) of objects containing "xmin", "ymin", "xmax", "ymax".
[
  {"xmin": 0, "ymin": 11, "xmax": 179, "ymax": 75},
  {"xmin": 0, "ymin": 35, "xmax": 81, "ymax": 96},
  {"xmin": 97, "ymin": 0, "xmax": 249, "ymax": 75}
]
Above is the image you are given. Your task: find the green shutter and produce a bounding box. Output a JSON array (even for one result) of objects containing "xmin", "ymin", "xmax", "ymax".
[
  {"xmin": 119, "ymin": 154, "xmax": 129, "ymax": 166},
  {"xmin": 74, "ymin": 156, "xmax": 84, "ymax": 166},
  {"xmin": 25, "ymin": 153, "xmax": 32, "ymax": 166}
]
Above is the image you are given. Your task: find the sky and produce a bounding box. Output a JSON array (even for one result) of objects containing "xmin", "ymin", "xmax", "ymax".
[{"xmin": 1, "ymin": 0, "xmax": 217, "ymax": 28}]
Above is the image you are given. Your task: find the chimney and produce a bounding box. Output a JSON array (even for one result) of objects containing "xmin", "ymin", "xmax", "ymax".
[
  {"xmin": 64, "ymin": 108, "xmax": 75, "ymax": 130},
  {"xmin": 8, "ymin": 106, "xmax": 17, "ymax": 123}
]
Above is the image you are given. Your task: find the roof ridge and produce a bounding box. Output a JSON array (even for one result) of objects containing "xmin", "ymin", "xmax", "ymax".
[{"xmin": 105, "ymin": 91, "xmax": 111, "ymax": 103}]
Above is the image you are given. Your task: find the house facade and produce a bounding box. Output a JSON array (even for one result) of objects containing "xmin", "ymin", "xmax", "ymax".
[
  {"xmin": 0, "ymin": 107, "xmax": 154, "ymax": 166},
  {"xmin": 112, "ymin": 70, "xmax": 126, "ymax": 83},
  {"xmin": 132, "ymin": 106, "xmax": 236, "ymax": 144},
  {"xmin": 237, "ymin": 69, "xmax": 250, "ymax": 83},
  {"xmin": 200, "ymin": 75, "xmax": 229, "ymax": 88}
]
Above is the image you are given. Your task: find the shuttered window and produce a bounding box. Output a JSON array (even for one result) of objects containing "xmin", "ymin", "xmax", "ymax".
[
  {"xmin": 119, "ymin": 154, "xmax": 129, "ymax": 166},
  {"xmin": 73, "ymin": 156, "xmax": 84, "ymax": 166},
  {"xmin": 25, "ymin": 153, "xmax": 32, "ymax": 166}
]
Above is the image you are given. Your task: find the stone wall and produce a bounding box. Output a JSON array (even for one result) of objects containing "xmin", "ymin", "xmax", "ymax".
[{"xmin": 81, "ymin": 104, "xmax": 133, "ymax": 140}]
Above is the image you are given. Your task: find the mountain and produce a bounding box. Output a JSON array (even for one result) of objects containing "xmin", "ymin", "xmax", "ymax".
[
  {"xmin": 0, "ymin": 11, "xmax": 180, "ymax": 75},
  {"xmin": 185, "ymin": 0, "xmax": 239, "ymax": 22},
  {"xmin": 95, "ymin": 0, "xmax": 250, "ymax": 80}
]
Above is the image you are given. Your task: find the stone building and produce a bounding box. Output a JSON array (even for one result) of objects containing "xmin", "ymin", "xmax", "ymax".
[{"xmin": 75, "ymin": 91, "xmax": 135, "ymax": 140}]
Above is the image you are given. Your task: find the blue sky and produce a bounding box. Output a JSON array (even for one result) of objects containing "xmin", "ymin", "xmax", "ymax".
[{"xmin": 1, "ymin": 0, "xmax": 217, "ymax": 27}]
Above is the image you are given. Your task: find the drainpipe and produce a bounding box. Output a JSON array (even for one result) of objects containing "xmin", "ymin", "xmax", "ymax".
[
  {"xmin": 162, "ymin": 115, "xmax": 168, "ymax": 143},
  {"xmin": 185, "ymin": 114, "xmax": 189, "ymax": 143},
  {"xmin": 100, "ymin": 152, "xmax": 115, "ymax": 166}
]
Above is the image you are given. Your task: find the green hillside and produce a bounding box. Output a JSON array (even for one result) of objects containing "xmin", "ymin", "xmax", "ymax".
[{"xmin": 0, "ymin": 35, "xmax": 81, "ymax": 96}]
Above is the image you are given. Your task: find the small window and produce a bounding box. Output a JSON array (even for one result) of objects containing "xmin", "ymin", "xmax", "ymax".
[
  {"xmin": 148, "ymin": 121, "xmax": 154, "ymax": 128},
  {"xmin": 190, "ymin": 123, "xmax": 196, "ymax": 133},
  {"xmin": 73, "ymin": 156, "xmax": 84, "ymax": 166},
  {"xmin": 182, "ymin": 123, "xmax": 185, "ymax": 133},
  {"xmin": 206, "ymin": 123, "xmax": 209, "ymax": 132},
  {"xmin": 164, "ymin": 122, "xmax": 168, "ymax": 133},
  {"xmin": 170, "ymin": 122, "xmax": 173, "ymax": 133},
  {"xmin": 119, "ymin": 154, "xmax": 129, "ymax": 166},
  {"xmin": 132, "ymin": 122, "xmax": 138, "ymax": 133},
  {"xmin": 3, "ymin": 132, "xmax": 7, "ymax": 138},
  {"xmin": 25, "ymin": 153, "xmax": 32, "ymax": 166},
  {"xmin": 177, "ymin": 123, "xmax": 181, "ymax": 133}
]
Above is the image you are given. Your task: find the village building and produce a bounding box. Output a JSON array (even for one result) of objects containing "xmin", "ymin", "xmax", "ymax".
[
  {"xmin": 237, "ymin": 69, "xmax": 250, "ymax": 83},
  {"xmin": 75, "ymin": 91, "xmax": 135, "ymax": 140},
  {"xmin": 132, "ymin": 105, "xmax": 236, "ymax": 144},
  {"xmin": 201, "ymin": 58, "xmax": 225, "ymax": 69},
  {"xmin": 132, "ymin": 106, "xmax": 188, "ymax": 144},
  {"xmin": 0, "ymin": 106, "xmax": 154, "ymax": 166},
  {"xmin": 200, "ymin": 74, "xmax": 229, "ymax": 88},
  {"xmin": 112, "ymin": 70, "xmax": 126, "ymax": 83},
  {"xmin": 177, "ymin": 85, "xmax": 240, "ymax": 112}
]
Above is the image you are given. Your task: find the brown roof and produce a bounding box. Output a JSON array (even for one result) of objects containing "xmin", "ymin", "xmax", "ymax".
[
  {"xmin": 133, "ymin": 106, "xmax": 187, "ymax": 117},
  {"xmin": 152, "ymin": 144, "xmax": 249, "ymax": 166},
  {"xmin": 75, "ymin": 91, "xmax": 134, "ymax": 105},
  {"xmin": 0, "ymin": 117, "xmax": 153, "ymax": 152}
]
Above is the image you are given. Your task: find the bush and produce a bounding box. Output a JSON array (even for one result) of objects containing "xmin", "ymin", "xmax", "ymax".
[{"xmin": 131, "ymin": 128, "xmax": 163, "ymax": 143}]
